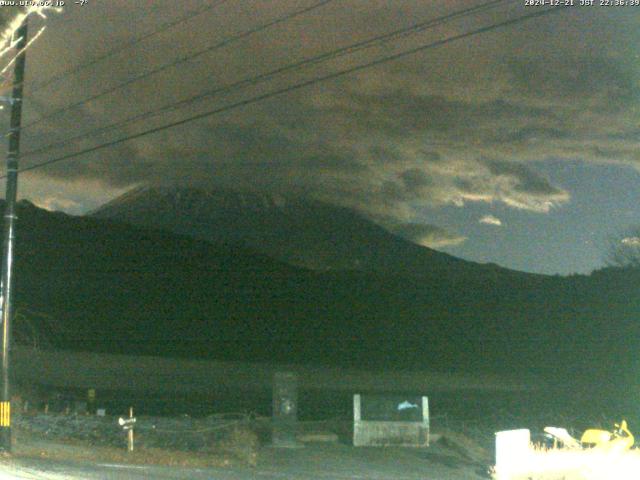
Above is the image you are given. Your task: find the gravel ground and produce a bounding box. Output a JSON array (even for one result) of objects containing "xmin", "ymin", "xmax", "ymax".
[
  {"xmin": 1, "ymin": 441, "xmax": 490, "ymax": 480},
  {"xmin": 8, "ymin": 412, "xmax": 492, "ymax": 479},
  {"xmin": 13, "ymin": 412, "xmax": 253, "ymax": 453}
]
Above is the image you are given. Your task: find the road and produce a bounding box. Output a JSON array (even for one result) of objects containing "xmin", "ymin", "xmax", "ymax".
[{"xmin": 0, "ymin": 443, "xmax": 490, "ymax": 479}]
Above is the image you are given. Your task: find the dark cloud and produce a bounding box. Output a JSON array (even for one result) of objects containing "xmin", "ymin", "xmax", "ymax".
[
  {"xmin": 6, "ymin": 1, "xmax": 637, "ymax": 226},
  {"xmin": 483, "ymin": 159, "xmax": 562, "ymax": 197},
  {"xmin": 508, "ymin": 56, "xmax": 637, "ymax": 110},
  {"xmin": 399, "ymin": 168, "xmax": 431, "ymax": 193}
]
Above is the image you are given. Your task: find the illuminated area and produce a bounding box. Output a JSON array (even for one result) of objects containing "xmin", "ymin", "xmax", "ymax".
[
  {"xmin": 494, "ymin": 424, "xmax": 640, "ymax": 480},
  {"xmin": 0, "ymin": 6, "xmax": 59, "ymax": 78},
  {"xmin": 495, "ymin": 448, "xmax": 640, "ymax": 480}
]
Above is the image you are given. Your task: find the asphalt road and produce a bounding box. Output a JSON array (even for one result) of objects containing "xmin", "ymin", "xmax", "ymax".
[{"xmin": 0, "ymin": 443, "xmax": 490, "ymax": 479}]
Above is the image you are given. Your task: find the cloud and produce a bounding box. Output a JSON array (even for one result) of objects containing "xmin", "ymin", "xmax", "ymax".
[
  {"xmin": 390, "ymin": 223, "xmax": 466, "ymax": 248},
  {"xmin": 621, "ymin": 237, "xmax": 640, "ymax": 247},
  {"xmin": 478, "ymin": 158, "xmax": 568, "ymax": 212},
  {"xmin": 479, "ymin": 215, "xmax": 502, "ymax": 226},
  {"xmin": 11, "ymin": 173, "xmax": 130, "ymax": 216},
  {"xmin": 11, "ymin": 1, "xmax": 638, "ymax": 227}
]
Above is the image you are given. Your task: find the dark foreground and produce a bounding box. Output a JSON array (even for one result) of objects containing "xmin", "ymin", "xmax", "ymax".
[{"xmin": 0, "ymin": 441, "xmax": 487, "ymax": 480}]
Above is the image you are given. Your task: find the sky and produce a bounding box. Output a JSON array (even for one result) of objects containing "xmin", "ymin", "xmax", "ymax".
[{"xmin": 0, "ymin": 0, "xmax": 638, "ymax": 275}]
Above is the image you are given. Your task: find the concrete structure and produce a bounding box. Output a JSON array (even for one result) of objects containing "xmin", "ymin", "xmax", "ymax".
[
  {"xmin": 272, "ymin": 372, "xmax": 299, "ymax": 448},
  {"xmin": 353, "ymin": 394, "xmax": 429, "ymax": 447}
]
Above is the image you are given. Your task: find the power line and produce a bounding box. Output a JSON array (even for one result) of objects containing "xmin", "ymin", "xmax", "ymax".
[
  {"xmin": 25, "ymin": 0, "xmax": 229, "ymax": 93},
  {"xmin": 9, "ymin": 5, "xmax": 569, "ymax": 179},
  {"xmin": 17, "ymin": 4, "xmax": 564, "ymax": 174},
  {"xmin": 20, "ymin": 0, "xmax": 506, "ymax": 159},
  {"xmin": 19, "ymin": 0, "xmax": 334, "ymax": 133}
]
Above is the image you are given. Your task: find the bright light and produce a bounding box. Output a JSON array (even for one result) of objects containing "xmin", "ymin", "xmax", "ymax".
[
  {"xmin": 0, "ymin": 5, "xmax": 61, "ymax": 82},
  {"xmin": 498, "ymin": 448, "xmax": 640, "ymax": 480},
  {"xmin": 494, "ymin": 428, "xmax": 640, "ymax": 480}
]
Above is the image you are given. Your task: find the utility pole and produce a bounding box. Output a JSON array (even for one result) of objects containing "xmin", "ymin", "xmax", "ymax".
[{"xmin": 0, "ymin": 17, "xmax": 29, "ymax": 453}]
